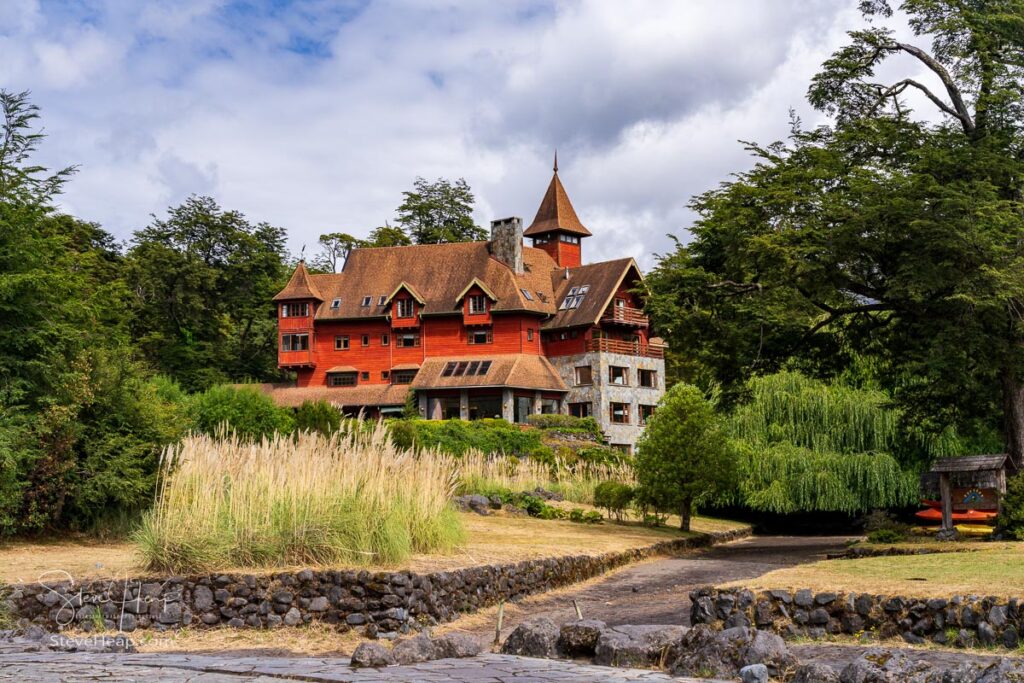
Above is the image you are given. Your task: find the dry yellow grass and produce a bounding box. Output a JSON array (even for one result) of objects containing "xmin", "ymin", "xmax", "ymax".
[
  {"xmin": 726, "ymin": 545, "xmax": 1024, "ymax": 598},
  {"xmin": 1, "ymin": 512, "xmax": 746, "ymax": 585}
]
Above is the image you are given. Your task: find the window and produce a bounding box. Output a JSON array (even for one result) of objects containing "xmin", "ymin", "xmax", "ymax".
[
  {"xmin": 361, "ymin": 296, "xmax": 372, "ymax": 307},
  {"xmin": 335, "ymin": 335, "xmax": 349, "ymax": 350},
  {"xmin": 639, "ymin": 404, "xmax": 656, "ymax": 425},
  {"xmin": 574, "ymin": 365, "xmax": 593, "ymax": 386},
  {"xmin": 330, "ymin": 298, "xmax": 341, "ymax": 309},
  {"xmin": 398, "ymin": 333, "xmax": 419, "ymax": 348},
  {"xmin": 281, "ymin": 333, "xmax": 309, "ymax": 351},
  {"xmin": 443, "ymin": 360, "xmax": 492, "ymax": 377},
  {"xmin": 378, "ymin": 295, "xmax": 387, "ymax": 306},
  {"xmin": 609, "ymin": 366, "xmax": 629, "ymax": 385},
  {"xmin": 381, "ymin": 370, "xmax": 390, "ymax": 381},
  {"xmin": 569, "ymin": 402, "xmax": 592, "ymax": 418},
  {"xmin": 381, "ymin": 334, "xmax": 390, "ymax": 346},
  {"xmin": 638, "ymin": 369, "xmax": 657, "ymax": 388},
  {"xmin": 611, "ymin": 443, "xmax": 633, "ymax": 455},
  {"xmin": 521, "ymin": 289, "xmax": 534, "ymax": 301},
  {"xmin": 478, "ymin": 360, "xmax": 492, "ymax": 375},
  {"xmin": 578, "ymin": 285, "xmax": 590, "ymax": 294},
  {"xmin": 396, "ymin": 298, "xmax": 415, "ymax": 318},
  {"xmin": 568, "ymin": 286, "xmax": 579, "ymax": 296},
  {"xmin": 329, "ymin": 373, "xmax": 356, "ymax": 387},
  {"xmin": 469, "ymin": 329, "xmax": 492, "ymax": 345},
  {"xmin": 468, "ymin": 294, "xmax": 487, "ymax": 314},
  {"xmin": 392, "ymin": 369, "xmax": 417, "ymax": 384},
  {"xmin": 615, "ymin": 298, "xmax": 626, "ymax": 308},
  {"xmin": 281, "ymin": 302, "xmax": 309, "ymax": 317},
  {"xmin": 560, "ymin": 234, "xmax": 580, "ymax": 244},
  {"xmin": 361, "ymin": 334, "xmax": 370, "ymax": 347},
  {"xmin": 527, "ymin": 328, "xmax": 534, "ymax": 342},
  {"xmin": 610, "ymin": 402, "xmax": 631, "ymax": 424},
  {"xmin": 360, "ymin": 371, "xmax": 370, "ymax": 381}
]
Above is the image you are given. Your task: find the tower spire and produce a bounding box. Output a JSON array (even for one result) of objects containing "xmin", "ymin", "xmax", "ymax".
[{"xmin": 553, "ymin": 149, "xmax": 558, "ymax": 174}]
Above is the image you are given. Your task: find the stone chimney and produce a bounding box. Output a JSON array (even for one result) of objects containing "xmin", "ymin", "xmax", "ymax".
[{"xmin": 489, "ymin": 217, "xmax": 524, "ymax": 274}]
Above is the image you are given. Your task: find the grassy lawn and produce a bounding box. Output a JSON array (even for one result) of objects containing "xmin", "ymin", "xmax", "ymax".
[
  {"xmin": 1, "ymin": 511, "xmax": 747, "ymax": 584},
  {"xmin": 727, "ymin": 543, "xmax": 1024, "ymax": 598}
]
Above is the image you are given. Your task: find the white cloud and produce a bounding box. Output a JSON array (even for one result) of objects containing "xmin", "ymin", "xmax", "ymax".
[{"xmin": 0, "ymin": 0, "xmax": 937, "ymax": 267}]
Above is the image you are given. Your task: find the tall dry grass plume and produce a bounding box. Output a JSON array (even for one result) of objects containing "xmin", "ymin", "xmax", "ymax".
[
  {"xmin": 456, "ymin": 451, "xmax": 634, "ymax": 504},
  {"xmin": 136, "ymin": 423, "xmax": 464, "ymax": 573}
]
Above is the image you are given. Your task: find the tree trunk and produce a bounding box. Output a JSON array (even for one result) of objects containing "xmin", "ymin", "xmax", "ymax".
[
  {"xmin": 679, "ymin": 497, "xmax": 692, "ymax": 532},
  {"xmin": 1002, "ymin": 368, "xmax": 1024, "ymax": 470}
]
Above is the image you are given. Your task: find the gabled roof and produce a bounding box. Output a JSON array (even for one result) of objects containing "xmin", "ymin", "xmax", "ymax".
[
  {"xmin": 411, "ymin": 354, "xmax": 567, "ymax": 392},
  {"xmin": 454, "ymin": 277, "xmax": 498, "ymax": 305},
  {"xmin": 386, "ymin": 280, "xmax": 426, "ymax": 305},
  {"xmin": 542, "ymin": 258, "xmax": 641, "ymax": 330},
  {"xmin": 931, "ymin": 454, "xmax": 1013, "ymax": 473},
  {"xmin": 273, "ymin": 261, "xmax": 323, "ymax": 301},
  {"xmin": 304, "ymin": 242, "xmax": 560, "ymax": 321},
  {"xmin": 523, "ymin": 168, "xmax": 592, "ymax": 238},
  {"xmin": 248, "ymin": 383, "xmax": 410, "ymax": 409}
]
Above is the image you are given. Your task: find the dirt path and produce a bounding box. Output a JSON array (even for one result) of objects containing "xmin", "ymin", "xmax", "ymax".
[{"xmin": 454, "ymin": 535, "xmax": 852, "ymax": 638}]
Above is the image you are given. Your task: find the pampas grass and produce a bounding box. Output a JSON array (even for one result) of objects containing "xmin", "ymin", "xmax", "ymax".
[
  {"xmin": 456, "ymin": 451, "xmax": 634, "ymax": 504},
  {"xmin": 135, "ymin": 423, "xmax": 464, "ymax": 573}
]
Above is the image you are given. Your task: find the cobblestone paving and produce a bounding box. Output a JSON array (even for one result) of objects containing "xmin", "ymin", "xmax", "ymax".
[{"xmin": 0, "ymin": 651, "xmax": 724, "ymax": 682}]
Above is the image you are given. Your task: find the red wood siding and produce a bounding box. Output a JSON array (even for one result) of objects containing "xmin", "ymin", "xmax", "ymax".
[
  {"xmin": 543, "ymin": 326, "xmax": 592, "ymax": 356},
  {"xmin": 535, "ymin": 239, "xmax": 581, "ymax": 269}
]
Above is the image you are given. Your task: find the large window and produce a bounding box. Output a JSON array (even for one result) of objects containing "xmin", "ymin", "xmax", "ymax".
[
  {"xmin": 574, "ymin": 365, "xmax": 592, "ymax": 386},
  {"xmin": 281, "ymin": 333, "xmax": 309, "ymax": 351},
  {"xmin": 468, "ymin": 329, "xmax": 493, "ymax": 345},
  {"xmin": 328, "ymin": 373, "xmax": 356, "ymax": 387},
  {"xmin": 392, "ymin": 369, "xmax": 418, "ymax": 384},
  {"xmin": 609, "ymin": 366, "xmax": 629, "ymax": 385},
  {"xmin": 468, "ymin": 294, "xmax": 487, "ymax": 314},
  {"xmin": 638, "ymin": 369, "xmax": 657, "ymax": 388},
  {"xmin": 281, "ymin": 302, "xmax": 309, "ymax": 317},
  {"xmin": 569, "ymin": 402, "xmax": 592, "ymax": 418},
  {"xmin": 610, "ymin": 402, "xmax": 630, "ymax": 424},
  {"xmin": 398, "ymin": 333, "xmax": 419, "ymax": 348},
  {"xmin": 335, "ymin": 335, "xmax": 349, "ymax": 350},
  {"xmin": 639, "ymin": 404, "xmax": 656, "ymax": 425},
  {"xmin": 396, "ymin": 298, "xmax": 415, "ymax": 318}
]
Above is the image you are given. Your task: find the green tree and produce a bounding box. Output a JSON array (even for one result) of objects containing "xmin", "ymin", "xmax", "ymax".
[
  {"xmin": 395, "ymin": 177, "xmax": 485, "ymax": 244},
  {"xmin": 366, "ymin": 222, "xmax": 412, "ymax": 247},
  {"xmin": 311, "ymin": 231, "xmax": 364, "ymax": 273},
  {"xmin": 647, "ymin": 0, "xmax": 1024, "ymax": 464},
  {"xmin": 126, "ymin": 196, "xmax": 289, "ymax": 391},
  {"xmin": 634, "ymin": 384, "xmax": 736, "ymax": 531}
]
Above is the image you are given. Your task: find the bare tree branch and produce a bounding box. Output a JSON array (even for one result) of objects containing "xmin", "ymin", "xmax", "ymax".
[{"xmin": 895, "ymin": 42, "xmax": 976, "ymax": 135}]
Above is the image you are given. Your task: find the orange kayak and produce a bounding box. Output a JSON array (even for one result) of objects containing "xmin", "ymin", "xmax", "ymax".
[{"xmin": 914, "ymin": 508, "xmax": 997, "ymax": 523}]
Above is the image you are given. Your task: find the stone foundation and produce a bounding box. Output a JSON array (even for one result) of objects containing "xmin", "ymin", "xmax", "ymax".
[
  {"xmin": 690, "ymin": 586, "xmax": 1023, "ymax": 649},
  {"xmin": 4, "ymin": 528, "xmax": 749, "ymax": 635}
]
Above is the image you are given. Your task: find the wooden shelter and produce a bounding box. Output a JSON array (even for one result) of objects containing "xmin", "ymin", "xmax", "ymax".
[{"xmin": 929, "ymin": 454, "xmax": 1013, "ymax": 531}]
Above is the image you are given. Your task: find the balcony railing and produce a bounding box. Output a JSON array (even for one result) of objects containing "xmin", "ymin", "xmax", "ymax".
[
  {"xmin": 587, "ymin": 338, "xmax": 665, "ymax": 358},
  {"xmin": 601, "ymin": 305, "xmax": 649, "ymax": 327},
  {"xmin": 278, "ymin": 349, "xmax": 316, "ymax": 368}
]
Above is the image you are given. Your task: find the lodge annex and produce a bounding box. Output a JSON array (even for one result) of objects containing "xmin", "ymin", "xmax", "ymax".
[{"xmin": 265, "ymin": 161, "xmax": 666, "ymax": 450}]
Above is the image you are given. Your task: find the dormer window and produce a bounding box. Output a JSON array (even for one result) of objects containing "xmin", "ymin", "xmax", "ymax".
[
  {"xmin": 330, "ymin": 298, "xmax": 341, "ymax": 309},
  {"xmin": 396, "ymin": 299, "xmax": 415, "ymax": 318},
  {"xmin": 468, "ymin": 294, "xmax": 487, "ymax": 314},
  {"xmin": 361, "ymin": 296, "xmax": 372, "ymax": 307}
]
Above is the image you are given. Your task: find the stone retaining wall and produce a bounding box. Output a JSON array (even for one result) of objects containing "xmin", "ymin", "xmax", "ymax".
[
  {"xmin": 4, "ymin": 527, "xmax": 749, "ymax": 636},
  {"xmin": 691, "ymin": 586, "xmax": 1022, "ymax": 649}
]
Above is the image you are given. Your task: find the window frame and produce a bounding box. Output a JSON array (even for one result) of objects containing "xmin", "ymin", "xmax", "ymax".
[
  {"xmin": 398, "ymin": 333, "xmax": 420, "ymax": 348},
  {"xmin": 281, "ymin": 333, "xmax": 309, "ymax": 352},
  {"xmin": 392, "ymin": 369, "xmax": 418, "ymax": 384},
  {"xmin": 335, "ymin": 335, "xmax": 350, "ymax": 351},
  {"xmin": 609, "ymin": 402, "xmax": 631, "ymax": 425},
  {"xmin": 638, "ymin": 368, "xmax": 657, "ymax": 388},
  {"xmin": 468, "ymin": 294, "xmax": 488, "ymax": 315},
  {"xmin": 569, "ymin": 402, "xmax": 592, "ymax": 418},
  {"xmin": 328, "ymin": 372, "xmax": 357, "ymax": 387},
  {"xmin": 468, "ymin": 329, "xmax": 493, "ymax": 345},
  {"xmin": 396, "ymin": 298, "xmax": 415, "ymax": 318},
  {"xmin": 574, "ymin": 365, "xmax": 593, "ymax": 386},
  {"xmin": 609, "ymin": 365, "xmax": 629, "ymax": 385},
  {"xmin": 639, "ymin": 404, "xmax": 656, "ymax": 425},
  {"xmin": 361, "ymin": 334, "xmax": 370, "ymax": 347}
]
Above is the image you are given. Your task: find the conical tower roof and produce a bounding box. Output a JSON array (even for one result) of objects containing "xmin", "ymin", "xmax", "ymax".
[
  {"xmin": 273, "ymin": 260, "xmax": 324, "ymax": 301},
  {"xmin": 523, "ymin": 154, "xmax": 592, "ymax": 238}
]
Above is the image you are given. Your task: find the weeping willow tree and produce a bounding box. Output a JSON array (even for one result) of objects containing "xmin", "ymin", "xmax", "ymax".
[{"xmin": 726, "ymin": 372, "xmax": 959, "ymax": 514}]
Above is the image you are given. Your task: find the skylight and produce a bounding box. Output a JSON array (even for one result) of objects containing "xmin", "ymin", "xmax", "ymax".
[
  {"xmin": 331, "ymin": 298, "xmax": 341, "ymax": 309},
  {"xmin": 521, "ymin": 288, "xmax": 534, "ymax": 301},
  {"xmin": 361, "ymin": 296, "xmax": 372, "ymax": 307},
  {"xmin": 442, "ymin": 360, "xmax": 492, "ymax": 377},
  {"xmin": 568, "ymin": 286, "xmax": 579, "ymax": 296},
  {"xmin": 378, "ymin": 295, "xmax": 387, "ymax": 305},
  {"xmin": 559, "ymin": 283, "xmax": 590, "ymax": 311}
]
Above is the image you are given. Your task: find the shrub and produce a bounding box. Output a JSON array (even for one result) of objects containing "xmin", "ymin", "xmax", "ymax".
[
  {"xmin": 387, "ymin": 418, "xmax": 543, "ymax": 457},
  {"xmin": 867, "ymin": 528, "xmax": 905, "ymax": 544},
  {"xmin": 594, "ymin": 481, "xmax": 634, "ymax": 522},
  {"xmin": 569, "ymin": 508, "xmax": 585, "ymax": 522},
  {"xmin": 583, "ymin": 510, "xmax": 602, "ymax": 524},
  {"xmin": 190, "ymin": 385, "xmax": 294, "ymax": 440},
  {"xmin": 294, "ymin": 400, "xmax": 342, "ymax": 435},
  {"xmin": 526, "ymin": 414, "xmax": 603, "ymax": 438},
  {"xmin": 997, "ymin": 473, "xmax": 1024, "ymax": 540},
  {"xmin": 135, "ymin": 423, "xmax": 464, "ymax": 573}
]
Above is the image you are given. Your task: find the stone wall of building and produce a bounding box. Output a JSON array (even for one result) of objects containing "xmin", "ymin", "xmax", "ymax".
[
  {"xmin": 5, "ymin": 529, "xmax": 748, "ymax": 636},
  {"xmin": 690, "ymin": 587, "xmax": 1023, "ymax": 649},
  {"xmin": 549, "ymin": 350, "xmax": 665, "ymax": 450}
]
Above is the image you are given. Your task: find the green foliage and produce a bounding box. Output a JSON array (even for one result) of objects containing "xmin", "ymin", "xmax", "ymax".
[
  {"xmin": 645, "ymin": 0, "xmax": 1024, "ymax": 461},
  {"xmin": 126, "ymin": 195, "xmax": 289, "ymax": 391},
  {"xmin": 997, "ymin": 474, "xmax": 1024, "ymax": 541},
  {"xmin": 190, "ymin": 385, "xmax": 294, "ymax": 441},
  {"xmin": 867, "ymin": 529, "xmax": 906, "ymax": 544},
  {"xmin": 294, "ymin": 400, "xmax": 342, "ymax": 435},
  {"xmin": 635, "ymin": 384, "xmax": 737, "ymax": 530},
  {"xmin": 366, "ymin": 223, "xmax": 411, "ymax": 247},
  {"xmin": 567, "ymin": 508, "xmax": 602, "ymax": 524},
  {"xmin": 395, "ymin": 176, "xmax": 486, "ymax": 244},
  {"xmin": 593, "ymin": 481, "xmax": 634, "ymax": 522},
  {"xmin": 526, "ymin": 414, "xmax": 602, "ymax": 436},
  {"xmin": 387, "ymin": 418, "xmax": 544, "ymax": 457}
]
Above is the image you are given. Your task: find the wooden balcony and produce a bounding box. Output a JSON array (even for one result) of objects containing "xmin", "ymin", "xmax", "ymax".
[
  {"xmin": 278, "ymin": 349, "xmax": 315, "ymax": 368},
  {"xmin": 587, "ymin": 338, "xmax": 665, "ymax": 359},
  {"xmin": 601, "ymin": 305, "xmax": 649, "ymax": 327}
]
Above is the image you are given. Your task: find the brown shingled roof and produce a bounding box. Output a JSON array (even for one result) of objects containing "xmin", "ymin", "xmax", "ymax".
[
  {"xmin": 411, "ymin": 354, "xmax": 567, "ymax": 392},
  {"xmin": 273, "ymin": 261, "xmax": 323, "ymax": 301},
  {"xmin": 523, "ymin": 171, "xmax": 592, "ymax": 237},
  {"xmin": 543, "ymin": 258, "xmax": 640, "ymax": 330},
  {"xmin": 248, "ymin": 383, "xmax": 409, "ymax": 408},
  {"xmin": 305, "ymin": 242, "xmax": 560, "ymax": 321}
]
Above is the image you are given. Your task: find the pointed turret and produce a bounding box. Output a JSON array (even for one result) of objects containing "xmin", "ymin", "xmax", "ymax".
[
  {"xmin": 524, "ymin": 153, "xmax": 590, "ymax": 268},
  {"xmin": 273, "ymin": 260, "xmax": 323, "ymax": 301}
]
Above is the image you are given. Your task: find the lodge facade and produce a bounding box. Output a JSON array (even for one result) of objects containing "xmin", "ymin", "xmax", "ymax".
[{"xmin": 267, "ymin": 163, "xmax": 666, "ymax": 451}]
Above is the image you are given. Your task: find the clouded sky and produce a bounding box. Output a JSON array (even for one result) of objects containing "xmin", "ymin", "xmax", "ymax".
[{"xmin": 1, "ymin": 1, "xmax": 932, "ymax": 268}]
